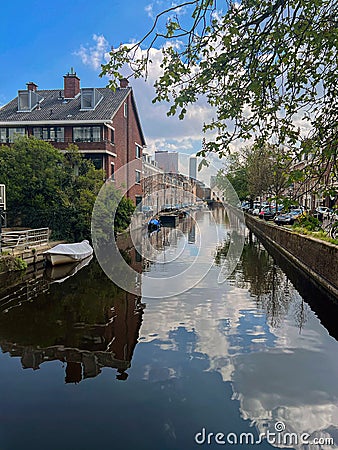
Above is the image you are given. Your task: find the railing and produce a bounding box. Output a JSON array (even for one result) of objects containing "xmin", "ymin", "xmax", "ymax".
[
  {"xmin": 40, "ymin": 138, "xmax": 114, "ymax": 145},
  {"xmin": 1, "ymin": 228, "xmax": 49, "ymax": 249}
]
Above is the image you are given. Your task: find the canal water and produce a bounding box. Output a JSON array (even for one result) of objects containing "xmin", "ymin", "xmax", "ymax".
[{"xmin": 0, "ymin": 208, "xmax": 338, "ymax": 450}]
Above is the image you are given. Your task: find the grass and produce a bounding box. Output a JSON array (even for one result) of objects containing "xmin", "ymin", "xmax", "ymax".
[{"xmin": 291, "ymin": 225, "xmax": 338, "ymax": 246}]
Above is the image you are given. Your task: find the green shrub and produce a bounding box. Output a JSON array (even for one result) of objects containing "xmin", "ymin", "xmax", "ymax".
[
  {"xmin": 293, "ymin": 215, "xmax": 322, "ymax": 232},
  {"xmin": 0, "ymin": 255, "xmax": 27, "ymax": 273}
]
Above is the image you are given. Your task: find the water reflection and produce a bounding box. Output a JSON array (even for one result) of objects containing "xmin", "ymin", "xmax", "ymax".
[
  {"xmin": 137, "ymin": 208, "xmax": 338, "ymax": 449},
  {"xmin": 0, "ymin": 207, "xmax": 338, "ymax": 450},
  {"xmin": 216, "ymin": 232, "xmax": 306, "ymax": 330},
  {"xmin": 0, "ymin": 259, "xmax": 144, "ymax": 382}
]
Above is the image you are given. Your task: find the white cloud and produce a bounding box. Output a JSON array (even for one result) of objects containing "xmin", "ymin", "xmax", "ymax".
[
  {"xmin": 145, "ymin": 3, "xmax": 154, "ymax": 19},
  {"xmin": 76, "ymin": 36, "xmax": 216, "ymax": 156},
  {"xmin": 75, "ymin": 34, "xmax": 109, "ymax": 70}
]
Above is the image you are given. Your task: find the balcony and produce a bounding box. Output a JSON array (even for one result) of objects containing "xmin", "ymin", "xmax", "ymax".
[{"xmin": 39, "ymin": 137, "xmax": 115, "ymax": 151}]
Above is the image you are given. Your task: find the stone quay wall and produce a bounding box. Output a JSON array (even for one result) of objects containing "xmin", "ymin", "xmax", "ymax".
[{"xmin": 244, "ymin": 213, "xmax": 338, "ymax": 298}]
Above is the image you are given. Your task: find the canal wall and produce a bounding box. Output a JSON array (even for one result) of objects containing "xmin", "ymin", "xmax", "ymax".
[
  {"xmin": 0, "ymin": 241, "xmax": 65, "ymax": 275},
  {"xmin": 245, "ymin": 214, "xmax": 338, "ymax": 298}
]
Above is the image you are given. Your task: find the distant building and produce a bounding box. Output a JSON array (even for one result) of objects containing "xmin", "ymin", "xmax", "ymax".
[
  {"xmin": 189, "ymin": 156, "xmax": 197, "ymax": 180},
  {"xmin": 142, "ymin": 152, "xmax": 197, "ymax": 210},
  {"xmin": 0, "ymin": 70, "xmax": 146, "ymax": 204},
  {"xmin": 195, "ymin": 180, "xmax": 211, "ymax": 201},
  {"xmin": 154, "ymin": 150, "xmax": 190, "ymax": 176}
]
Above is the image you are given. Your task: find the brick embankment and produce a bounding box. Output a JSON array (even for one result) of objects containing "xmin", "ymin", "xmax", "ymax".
[
  {"xmin": 244, "ymin": 213, "xmax": 338, "ymax": 298},
  {"xmin": 0, "ymin": 241, "xmax": 65, "ymax": 274}
]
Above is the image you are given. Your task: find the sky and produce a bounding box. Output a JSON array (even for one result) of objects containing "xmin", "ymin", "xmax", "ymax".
[{"xmin": 0, "ymin": 0, "xmax": 220, "ymax": 168}]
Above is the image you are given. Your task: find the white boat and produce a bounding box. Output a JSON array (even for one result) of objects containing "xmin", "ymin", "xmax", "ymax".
[{"xmin": 44, "ymin": 240, "xmax": 93, "ymax": 266}]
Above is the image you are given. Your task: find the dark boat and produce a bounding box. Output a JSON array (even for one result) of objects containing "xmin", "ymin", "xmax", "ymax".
[{"xmin": 148, "ymin": 218, "xmax": 161, "ymax": 232}]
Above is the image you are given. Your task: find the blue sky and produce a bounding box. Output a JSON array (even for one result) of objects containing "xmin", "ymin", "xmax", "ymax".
[
  {"xmin": 0, "ymin": 0, "xmax": 219, "ymax": 162},
  {"xmin": 0, "ymin": 0, "xmax": 152, "ymax": 98}
]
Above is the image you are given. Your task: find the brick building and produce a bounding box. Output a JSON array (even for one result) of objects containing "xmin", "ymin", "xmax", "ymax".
[{"xmin": 0, "ymin": 70, "xmax": 146, "ymax": 204}]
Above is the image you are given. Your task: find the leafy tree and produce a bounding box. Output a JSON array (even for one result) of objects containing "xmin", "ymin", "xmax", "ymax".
[
  {"xmin": 0, "ymin": 137, "xmax": 134, "ymax": 240},
  {"xmin": 216, "ymin": 144, "xmax": 292, "ymax": 204},
  {"xmin": 246, "ymin": 144, "xmax": 292, "ymax": 204},
  {"xmin": 102, "ymin": 0, "xmax": 338, "ymax": 179},
  {"xmin": 246, "ymin": 145, "xmax": 274, "ymax": 202},
  {"xmin": 114, "ymin": 197, "xmax": 135, "ymax": 233},
  {"xmin": 216, "ymin": 152, "xmax": 249, "ymax": 201},
  {"xmin": 0, "ymin": 136, "xmax": 66, "ymax": 211}
]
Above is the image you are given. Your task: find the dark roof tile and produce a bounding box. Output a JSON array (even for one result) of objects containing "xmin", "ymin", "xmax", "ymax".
[{"xmin": 0, "ymin": 87, "xmax": 131, "ymax": 122}]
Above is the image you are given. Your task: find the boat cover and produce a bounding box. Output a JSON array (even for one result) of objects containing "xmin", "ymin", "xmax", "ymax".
[{"xmin": 44, "ymin": 240, "xmax": 93, "ymax": 257}]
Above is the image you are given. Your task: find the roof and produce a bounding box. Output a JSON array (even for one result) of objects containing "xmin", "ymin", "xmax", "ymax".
[
  {"xmin": 0, "ymin": 87, "xmax": 130, "ymax": 123},
  {"xmin": 0, "ymin": 85, "xmax": 146, "ymax": 146}
]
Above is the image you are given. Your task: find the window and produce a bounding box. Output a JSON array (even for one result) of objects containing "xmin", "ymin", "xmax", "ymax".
[
  {"xmin": 135, "ymin": 170, "xmax": 141, "ymax": 184},
  {"xmin": 136, "ymin": 145, "xmax": 142, "ymax": 159},
  {"xmin": 82, "ymin": 91, "xmax": 93, "ymax": 109},
  {"xmin": 18, "ymin": 92, "xmax": 29, "ymax": 111},
  {"xmin": 32, "ymin": 127, "xmax": 64, "ymax": 142},
  {"xmin": 124, "ymin": 102, "xmax": 128, "ymax": 118},
  {"xmin": 80, "ymin": 88, "xmax": 103, "ymax": 110},
  {"xmin": 73, "ymin": 126, "xmax": 101, "ymax": 142},
  {"xmin": 86, "ymin": 155, "xmax": 103, "ymax": 170},
  {"xmin": 0, "ymin": 127, "xmax": 25, "ymax": 143},
  {"xmin": 17, "ymin": 90, "xmax": 43, "ymax": 112},
  {"xmin": 0, "ymin": 128, "xmax": 7, "ymax": 143},
  {"xmin": 135, "ymin": 195, "xmax": 142, "ymax": 206},
  {"xmin": 111, "ymin": 162, "xmax": 115, "ymax": 180}
]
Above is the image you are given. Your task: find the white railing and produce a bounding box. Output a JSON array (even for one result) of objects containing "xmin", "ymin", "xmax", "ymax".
[
  {"xmin": 1, "ymin": 228, "xmax": 49, "ymax": 249},
  {"xmin": 0, "ymin": 184, "xmax": 6, "ymax": 211}
]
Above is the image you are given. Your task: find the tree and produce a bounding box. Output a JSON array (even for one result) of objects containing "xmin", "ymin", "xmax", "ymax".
[
  {"xmin": 246, "ymin": 144, "xmax": 292, "ymax": 204},
  {"xmin": 0, "ymin": 137, "xmax": 134, "ymax": 240},
  {"xmin": 215, "ymin": 152, "xmax": 249, "ymax": 200},
  {"xmin": 0, "ymin": 137, "xmax": 66, "ymax": 211},
  {"xmin": 216, "ymin": 144, "xmax": 292, "ymax": 204},
  {"xmin": 101, "ymin": 0, "xmax": 338, "ymax": 179},
  {"xmin": 246, "ymin": 145, "xmax": 274, "ymax": 202}
]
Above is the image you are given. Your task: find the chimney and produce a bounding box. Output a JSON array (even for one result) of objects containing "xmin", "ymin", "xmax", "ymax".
[
  {"xmin": 63, "ymin": 68, "xmax": 80, "ymax": 98},
  {"xmin": 120, "ymin": 78, "xmax": 129, "ymax": 88},
  {"xmin": 27, "ymin": 82, "xmax": 38, "ymax": 92}
]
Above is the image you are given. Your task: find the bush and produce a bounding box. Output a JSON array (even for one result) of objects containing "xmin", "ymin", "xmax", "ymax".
[
  {"xmin": 293, "ymin": 215, "xmax": 322, "ymax": 232},
  {"xmin": 0, "ymin": 255, "xmax": 27, "ymax": 273}
]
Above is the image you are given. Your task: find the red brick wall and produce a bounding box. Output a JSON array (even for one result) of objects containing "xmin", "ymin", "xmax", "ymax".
[
  {"xmin": 112, "ymin": 91, "xmax": 143, "ymax": 204},
  {"xmin": 63, "ymin": 75, "xmax": 80, "ymax": 98},
  {"xmin": 14, "ymin": 90, "xmax": 144, "ymax": 205}
]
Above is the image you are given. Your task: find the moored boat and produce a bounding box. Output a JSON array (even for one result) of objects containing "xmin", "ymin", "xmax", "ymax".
[
  {"xmin": 148, "ymin": 218, "xmax": 161, "ymax": 233},
  {"xmin": 44, "ymin": 240, "xmax": 93, "ymax": 266}
]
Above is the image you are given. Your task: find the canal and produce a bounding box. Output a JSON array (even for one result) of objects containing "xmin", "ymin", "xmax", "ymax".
[{"xmin": 0, "ymin": 208, "xmax": 337, "ymax": 450}]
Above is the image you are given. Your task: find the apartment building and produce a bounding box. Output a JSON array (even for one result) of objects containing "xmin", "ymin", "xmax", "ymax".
[{"xmin": 0, "ymin": 70, "xmax": 146, "ymax": 204}]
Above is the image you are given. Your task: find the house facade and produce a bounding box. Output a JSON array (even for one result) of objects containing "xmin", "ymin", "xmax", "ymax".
[{"xmin": 0, "ymin": 70, "xmax": 146, "ymax": 204}]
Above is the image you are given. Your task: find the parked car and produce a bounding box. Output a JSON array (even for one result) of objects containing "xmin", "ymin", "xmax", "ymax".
[
  {"xmin": 315, "ymin": 206, "xmax": 332, "ymax": 220},
  {"xmin": 289, "ymin": 209, "xmax": 306, "ymax": 220},
  {"xmin": 274, "ymin": 213, "xmax": 295, "ymax": 225},
  {"xmin": 241, "ymin": 201, "xmax": 250, "ymax": 211},
  {"xmin": 316, "ymin": 206, "xmax": 332, "ymax": 215},
  {"xmin": 252, "ymin": 207, "xmax": 261, "ymax": 216},
  {"xmin": 259, "ymin": 205, "xmax": 283, "ymax": 220},
  {"xmin": 259, "ymin": 207, "xmax": 277, "ymax": 220},
  {"xmin": 175, "ymin": 203, "xmax": 183, "ymax": 210}
]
